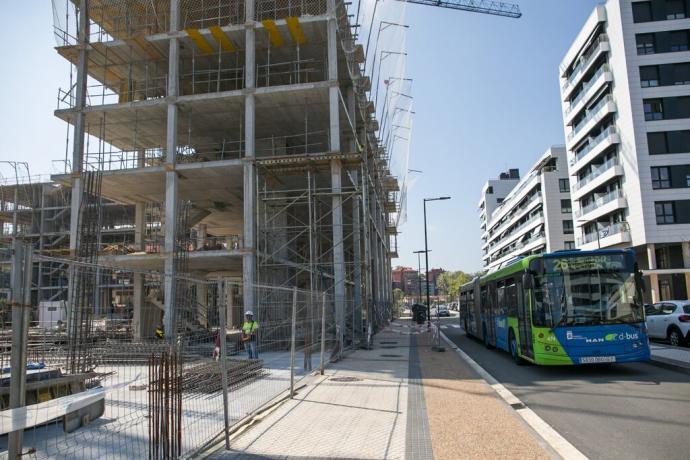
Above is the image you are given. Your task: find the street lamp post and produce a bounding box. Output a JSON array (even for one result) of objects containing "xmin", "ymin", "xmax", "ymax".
[
  {"xmin": 424, "ymin": 196, "xmax": 451, "ymax": 352},
  {"xmin": 413, "ymin": 250, "xmax": 429, "ymax": 305}
]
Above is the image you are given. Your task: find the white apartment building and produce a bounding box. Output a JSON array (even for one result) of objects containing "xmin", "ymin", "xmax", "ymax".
[
  {"xmin": 480, "ymin": 147, "xmax": 573, "ymax": 271},
  {"xmin": 560, "ymin": 0, "xmax": 690, "ymax": 302},
  {"xmin": 478, "ymin": 168, "xmax": 520, "ymax": 250}
]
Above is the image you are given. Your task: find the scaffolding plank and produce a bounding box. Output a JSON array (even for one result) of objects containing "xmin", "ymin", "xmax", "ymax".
[
  {"xmin": 261, "ymin": 20, "xmax": 285, "ymax": 47},
  {"xmin": 286, "ymin": 17, "xmax": 306, "ymax": 45},
  {"xmin": 208, "ymin": 26, "xmax": 237, "ymax": 53},
  {"xmin": 185, "ymin": 28, "xmax": 215, "ymax": 55}
]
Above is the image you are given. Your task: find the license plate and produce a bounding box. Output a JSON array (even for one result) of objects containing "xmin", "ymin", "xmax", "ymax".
[{"xmin": 579, "ymin": 356, "xmax": 616, "ymax": 364}]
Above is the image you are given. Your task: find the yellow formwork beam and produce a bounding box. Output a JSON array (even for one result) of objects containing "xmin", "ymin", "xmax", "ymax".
[
  {"xmin": 286, "ymin": 17, "xmax": 306, "ymax": 45},
  {"xmin": 209, "ymin": 26, "xmax": 237, "ymax": 52},
  {"xmin": 186, "ymin": 28, "xmax": 215, "ymax": 54},
  {"xmin": 261, "ymin": 20, "xmax": 284, "ymax": 47}
]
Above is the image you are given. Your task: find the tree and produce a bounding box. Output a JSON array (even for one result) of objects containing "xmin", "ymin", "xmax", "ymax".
[
  {"xmin": 392, "ymin": 288, "xmax": 405, "ymax": 318},
  {"xmin": 436, "ymin": 271, "xmax": 473, "ymax": 300}
]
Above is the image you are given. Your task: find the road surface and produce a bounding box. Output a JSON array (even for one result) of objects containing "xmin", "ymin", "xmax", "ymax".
[{"xmin": 437, "ymin": 316, "xmax": 690, "ymax": 460}]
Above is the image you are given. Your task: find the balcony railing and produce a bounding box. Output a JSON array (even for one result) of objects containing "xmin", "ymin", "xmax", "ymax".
[
  {"xmin": 575, "ymin": 189, "xmax": 625, "ymax": 218},
  {"xmin": 573, "ymin": 157, "xmax": 620, "ymax": 192},
  {"xmin": 488, "ymin": 212, "xmax": 543, "ymax": 251},
  {"xmin": 488, "ymin": 193, "xmax": 541, "ymax": 238},
  {"xmin": 489, "ymin": 231, "xmax": 546, "ymax": 264},
  {"xmin": 563, "ymin": 35, "xmax": 609, "ymax": 92},
  {"xmin": 565, "ymin": 64, "xmax": 610, "ymax": 115},
  {"xmin": 577, "ymin": 222, "xmax": 629, "ymax": 246},
  {"xmin": 568, "ymin": 95, "xmax": 614, "ymax": 141},
  {"xmin": 570, "ymin": 126, "xmax": 617, "ymax": 166}
]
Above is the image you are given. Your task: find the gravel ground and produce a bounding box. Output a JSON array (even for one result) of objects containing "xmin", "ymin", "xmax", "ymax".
[{"xmin": 416, "ymin": 333, "xmax": 551, "ymax": 460}]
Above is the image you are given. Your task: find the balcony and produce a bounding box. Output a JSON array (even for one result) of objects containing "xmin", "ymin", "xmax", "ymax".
[
  {"xmin": 575, "ymin": 189, "xmax": 627, "ymax": 221},
  {"xmin": 487, "ymin": 214, "xmax": 544, "ymax": 257},
  {"xmin": 569, "ymin": 126, "xmax": 619, "ymax": 173},
  {"xmin": 576, "ymin": 222, "xmax": 631, "ymax": 250},
  {"xmin": 564, "ymin": 65, "xmax": 612, "ymax": 121},
  {"xmin": 488, "ymin": 231, "xmax": 546, "ymax": 269},
  {"xmin": 571, "ymin": 158, "xmax": 623, "ymax": 200},
  {"xmin": 487, "ymin": 193, "xmax": 542, "ymax": 242},
  {"xmin": 567, "ymin": 96, "xmax": 617, "ymax": 147},
  {"xmin": 562, "ymin": 35, "xmax": 610, "ymax": 98}
]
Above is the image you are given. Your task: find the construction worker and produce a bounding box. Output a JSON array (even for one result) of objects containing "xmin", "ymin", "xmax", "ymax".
[
  {"xmin": 155, "ymin": 324, "xmax": 164, "ymax": 339},
  {"xmin": 241, "ymin": 311, "xmax": 259, "ymax": 359}
]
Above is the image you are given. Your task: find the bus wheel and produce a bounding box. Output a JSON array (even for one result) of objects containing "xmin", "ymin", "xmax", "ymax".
[{"xmin": 509, "ymin": 330, "xmax": 524, "ymax": 365}]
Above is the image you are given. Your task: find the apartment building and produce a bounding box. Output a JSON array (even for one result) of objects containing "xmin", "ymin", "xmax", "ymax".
[
  {"xmin": 560, "ymin": 0, "xmax": 690, "ymax": 302},
  {"xmin": 481, "ymin": 146, "xmax": 573, "ymax": 271},
  {"xmin": 478, "ymin": 169, "xmax": 520, "ymax": 242}
]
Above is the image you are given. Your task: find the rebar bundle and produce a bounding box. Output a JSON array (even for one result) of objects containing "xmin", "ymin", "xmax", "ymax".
[
  {"xmin": 66, "ymin": 171, "xmax": 103, "ymax": 374},
  {"xmin": 148, "ymin": 350, "xmax": 183, "ymax": 460}
]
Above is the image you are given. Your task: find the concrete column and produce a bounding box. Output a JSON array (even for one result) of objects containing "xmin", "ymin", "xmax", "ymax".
[
  {"xmin": 351, "ymin": 172, "xmax": 362, "ymax": 343},
  {"xmin": 682, "ymin": 242, "xmax": 690, "ymax": 297},
  {"xmin": 163, "ymin": 0, "xmax": 180, "ymax": 339},
  {"xmin": 647, "ymin": 243, "xmax": 659, "ymax": 303},
  {"xmin": 196, "ymin": 223, "xmax": 207, "ymax": 249},
  {"xmin": 196, "ymin": 281, "xmax": 208, "ymax": 327},
  {"xmin": 132, "ymin": 201, "xmax": 146, "ymax": 339},
  {"xmin": 243, "ymin": 0, "xmax": 256, "ymax": 311}
]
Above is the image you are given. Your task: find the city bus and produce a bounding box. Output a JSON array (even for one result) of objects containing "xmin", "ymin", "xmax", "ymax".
[{"xmin": 459, "ymin": 249, "xmax": 650, "ymax": 365}]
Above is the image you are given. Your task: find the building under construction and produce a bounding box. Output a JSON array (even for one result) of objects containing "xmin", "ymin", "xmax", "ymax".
[{"xmin": 47, "ymin": 0, "xmax": 398, "ymax": 346}]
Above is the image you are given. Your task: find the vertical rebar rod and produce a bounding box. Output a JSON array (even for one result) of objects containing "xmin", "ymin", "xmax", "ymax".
[
  {"xmin": 217, "ymin": 279, "xmax": 231, "ymax": 450},
  {"xmin": 320, "ymin": 290, "xmax": 326, "ymax": 375},
  {"xmin": 290, "ymin": 286, "xmax": 297, "ymax": 397}
]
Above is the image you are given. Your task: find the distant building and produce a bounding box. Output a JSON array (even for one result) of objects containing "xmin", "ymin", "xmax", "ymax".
[
  {"xmin": 561, "ymin": 0, "xmax": 690, "ymax": 302},
  {"xmin": 427, "ymin": 268, "xmax": 445, "ymax": 296},
  {"xmin": 392, "ymin": 266, "xmax": 420, "ymax": 297},
  {"xmin": 481, "ymin": 147, "xmax": 573, "ymax": 271},
  {"xmin": 478, "ymin": 169, "xmax": 521, "ymax": 241}
]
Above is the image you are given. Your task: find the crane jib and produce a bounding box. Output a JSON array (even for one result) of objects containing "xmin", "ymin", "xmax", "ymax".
[{"xmin": 394, "ymin": 0, "xmax": 522, "ymax": 19}]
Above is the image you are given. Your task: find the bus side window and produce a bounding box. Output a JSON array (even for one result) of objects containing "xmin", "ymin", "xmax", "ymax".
[
  {"xmin": 506, "ymin": 280, "xmax": 517, "ymax": 317},
  {"xmin": 531, "ymin": 275, "xmax": 548, "ymax": 327},
  {"xmin": 497, "ymin": 281, "xmax": 505, "ymax": 316}
]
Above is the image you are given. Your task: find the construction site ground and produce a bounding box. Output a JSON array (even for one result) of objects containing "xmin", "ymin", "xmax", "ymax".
[{"xmin": 204, "ymin": 319, "xmax": 552, "ymax": 459}]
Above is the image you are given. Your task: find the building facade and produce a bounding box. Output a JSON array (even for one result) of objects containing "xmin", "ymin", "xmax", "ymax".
[
  {"xmin": 478, "ymin": 169, "xmax": 521, "ymax": 246},
  {"xmin": 560, "ymin": 0, "xmax": 690, "ymax": 302},
  {"xmin": 481, "ymin": 146, "xmax": 573, "ymax": 271}
]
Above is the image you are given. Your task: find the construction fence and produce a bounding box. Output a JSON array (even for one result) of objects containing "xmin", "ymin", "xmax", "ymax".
[{"xmin": 0, "ymin": 242, "xmax": 340, "ymax": 459}]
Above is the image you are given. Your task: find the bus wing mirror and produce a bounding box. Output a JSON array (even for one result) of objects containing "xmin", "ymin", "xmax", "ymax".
[{"xmin": 522, "ymin": 272, "xmax": 534, "ymax": 290}]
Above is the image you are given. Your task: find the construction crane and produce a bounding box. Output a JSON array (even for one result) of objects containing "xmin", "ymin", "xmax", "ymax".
[{"xmin": 395, "ymin": 0, "xmax": 521, "ymax": 18}]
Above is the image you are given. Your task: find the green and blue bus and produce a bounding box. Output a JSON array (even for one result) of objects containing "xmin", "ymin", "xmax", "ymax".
[{"xmin": 459, "ymin": 249, "xmax": 650, "ymax": 365}]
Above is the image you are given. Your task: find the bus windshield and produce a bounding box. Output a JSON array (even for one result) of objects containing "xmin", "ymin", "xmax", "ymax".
[{"xmin": 531, "ymin": 253, "xmax": 643, "ymax": 327}]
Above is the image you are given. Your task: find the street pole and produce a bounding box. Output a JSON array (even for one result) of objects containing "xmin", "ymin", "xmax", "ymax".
[
  {"xmin": 423, "ymin": 200, "xmax": 430, "ymax": 328},
  {"xmin": 413, "ymin": 250, "xmax": 428, "ymax": 306},
  {"xmin": 423, "ymin": 197, "xmax": 450, "ymax": 352}
]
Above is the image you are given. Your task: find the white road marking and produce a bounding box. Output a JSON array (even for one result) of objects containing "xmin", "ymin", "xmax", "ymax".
[
  {"xmin": 440, "ymin": 325, "xmax": 448, "ymax": 330},
  {"xmin": 450, "ymin": 324, "xmax": 460, "ymax": 328},
  {"xmin": 438, "ymin": 330, "xmax": 588, "ymax": 460}
]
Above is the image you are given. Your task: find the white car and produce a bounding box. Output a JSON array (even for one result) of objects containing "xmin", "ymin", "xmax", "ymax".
[{"xmin": 646, "ymin": 301, "xmax": 690, "ymax": 347}]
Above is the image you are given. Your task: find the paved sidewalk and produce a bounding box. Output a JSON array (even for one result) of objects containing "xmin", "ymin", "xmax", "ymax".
[
  {"xmin": 650, "ymin": 342, "xmax": 690, "ymax": 371},
  {"xmin": 204, "ymin": 320, "xmax": 551, "ymax": 459}
]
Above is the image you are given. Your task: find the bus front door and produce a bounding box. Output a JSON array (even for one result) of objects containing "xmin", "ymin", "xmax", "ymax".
[{"xmin": 517, "ymin": 282, "xmax": 533, "ymax": 358}]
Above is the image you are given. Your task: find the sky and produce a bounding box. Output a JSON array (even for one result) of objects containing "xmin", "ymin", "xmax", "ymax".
[{"xmin": 0, "ymin": 0, "xmax": 601, "ymax": 273}]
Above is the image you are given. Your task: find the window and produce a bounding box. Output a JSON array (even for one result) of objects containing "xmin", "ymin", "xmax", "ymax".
[
  {"xmin": 670, "ymin": 30, "xmax": 689, "ymax": 51},
  {"xmin": 644, "ymin": 99, "xmax": 664, "ymax": 120},
  {"xmin": 651, "ymin": 166, "xmax": 671, "ymax": 188},
  {"xmin": 633, "ymin": 1, "xmax": 653, "ymax": 22},
  {"xmin": 496, "ymin": 198, "xmax": 504, "ymax": 204},
  {"xmin": 648, "ymin": 130, "xmax": 690, "ymax": 154},
  {"xmin": 687, "ymin": 174, "xmax": 690, "ymax": 186},
  {"xmin": 637, "ymin": 33, "xmax": 656, "ymax": 54},
  {"xmin": 559, "ymin": 178, "xmax": 570, "ymax": 192},
  {"xmin": 674, "ymin": 63, "xmax": 690, "ymax": 84},
  {"xmin": 563, "ymin": 220, "xmax": 574, "ymax": 234},
  {"xmin": 667, "ymin": 0, "xmax": 686, "ymax": 19},
  {"xmin": 655, "ymin": 201, "xmax": 676, "ymax": 224},
  {"xmin": 640, "ymin": 65, "xmax": 659, "ymax": 87},
  {"xmin": 564, "ymin": 241, "xmax": 576, "ymax": 250},
  {"xmin": 560, "ymin": 199, "xmax": 572, "ymax": 213}
]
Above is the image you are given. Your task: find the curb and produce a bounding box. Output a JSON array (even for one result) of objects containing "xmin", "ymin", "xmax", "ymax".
[
  {"xmin": 438, "ymin": 330, "xmax": 588, "ymax": 460},
  {"xmin": 649, "ymin": 356, "xmax": 690, "ymax": 375}
]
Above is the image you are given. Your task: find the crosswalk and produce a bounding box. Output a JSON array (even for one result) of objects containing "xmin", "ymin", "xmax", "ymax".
[{"xmin": 439, "ymin": 324, "xmax": 460, "ymax": 330}]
